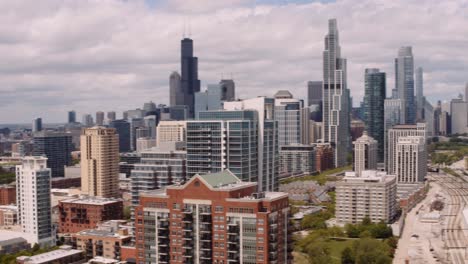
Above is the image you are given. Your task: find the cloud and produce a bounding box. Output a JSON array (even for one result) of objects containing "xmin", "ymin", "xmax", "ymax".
[{"xmin": 0, "ymin": 0, "xmax": 467, "ymax": 123}]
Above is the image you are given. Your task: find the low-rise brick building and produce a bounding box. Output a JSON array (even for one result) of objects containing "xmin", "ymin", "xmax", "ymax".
[
  {"xmin": 0, "ymin": 184, "xmax": 16, "ymax": 205},
  {"xmin": 58, "ymin": 196, "xmax": 123, "ymax": 234}
]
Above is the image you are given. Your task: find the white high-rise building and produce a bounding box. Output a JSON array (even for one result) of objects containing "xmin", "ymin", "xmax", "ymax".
[
  {"xmin": 156, "ymin": 121, "xmax": 187, "ymax": 145},
  {"xmin": 273, "ymin": 90, "xmax": 310, "ymax": 146},
  {"xmin": 450, "ymin": 97, "xmax": 468, "ymax": 135},
  {"xmin": 395, "ymin": 136, "xmax": 427, "ymax": 183},
  {"xmin": 387, "ymin": 123, "xmax": 426, "ymax": 174},
  {"xmin": 16, "ymin": 156, "xmax": 55, "ymax": 247},
  {"xmin": 353, "ymin": 132, "xmax": 378, "ymax": 176},
  {"xmin": 322, "ymin": 19, "xmax": 350, "ymax": 167},
  {"xmin": 336, "ymin": 170, "xmax": 397, "ymax": 224}
]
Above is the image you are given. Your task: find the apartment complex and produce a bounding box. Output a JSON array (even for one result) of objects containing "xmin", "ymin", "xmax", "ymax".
[
  {"xmin": 315, "ymin": 143, "xmax": 334, "ymax": 172},
  {"xmin": 353, "ymin": 132, "xmax": 378, "ymax": 176},
  {"xmin": 81, "ymin": 127, "xmax": 120, "ymax": 198},
  {"xmin": 279, "ymin": 144, "xmax": 316, "ymax": 175},
  {"xmin": 71, "ymin": 220, "xmax": 132, "ymax": 261},
  {"xmin": 156, "ymin": 121, "xmax": 186, "ymax": 145},
  {"xmin": 0, "ymin": 205, "xmax": 18, "ymax": 226},
  {"xmin": 58, "ymin": 196, "xmax": 123, "ymax": 234},
  {"xmin": 386, "ymin": 123, "xmax": 426, "ymax": 174},
  {"xmin": 395, "ymin": 136, "xmax": 427, "ymax": 183},
  {"xmin": 32, "ymin": 131, "xmax": 73, "ymax": 177},
  {"xmin": 131, "ymin": 142, "xmax": 187, "ymax": 207},
  {"xmin": 134, "ymin": 170, "xmax": 292, "ymax": 264},
  {"xmin": 16, "ymin": 156, "xmax": 55, "ymax": 247},
  {"xmin": 336, "ymin": 170, "xmax": 397, "ymax": 224}
]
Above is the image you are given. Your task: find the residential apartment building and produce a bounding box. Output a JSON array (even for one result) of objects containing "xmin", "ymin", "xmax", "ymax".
[
  {"xmin": 0, "ymin": 184, "xmax": 16, "ymax": 205},
  {"xmin": 395, "ymin": 136, "xmax": 427, "ymax": 183},
  {"xmin": 134, "ymin": 170, "xmax": 292, "ymax": 264},
  {"xmin": 0, "ymin": 205, "xmax": 18, "ymax": 226},
  {"xmin": 33, "ymin": 131, "xmax": 73, "ymax": 177},
  {"xmin": 315, "ymin": 143, "xmax": 334, "ymax": 172},
  {"xmin": 16, "ymin": 156, "xmax": 55, "ymax": 247},
  {"xmin": 336, "ymin": 170, "xmax": 397, "ymax": 224},
  {"xmin": 386, "ymin": 123, "xmax": 426, "ymax": 174},
  {"xmin": 353, "ymin": 132, "xmax": 378, "ymax": 176},
  {"xmin": 71, "ymin": 220, "xmax": 132, "ymax": 261},
  {"xmin": 58, "ymin": 196, "xmax": 123, "ymax": 234},
  {"xmin": 81, "ymin": 127, "xmax": 120, "ymax": 198},
  {"xmin": 279, "ymin": 144, "xmax": 316, "ymax": 175},
  {"xmin": 156, "ymin": 121, "xmax": 187, "ymax": 145}
]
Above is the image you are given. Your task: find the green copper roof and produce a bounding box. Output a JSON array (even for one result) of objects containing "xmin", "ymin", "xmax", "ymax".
[{"xmin": 198, "ymin": 170, "xmax": 240, "ymax": 188}]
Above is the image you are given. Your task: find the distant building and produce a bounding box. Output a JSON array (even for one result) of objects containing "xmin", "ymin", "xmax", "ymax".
[
  {"xmin": 350, "ymin": 120, "xmax": 365, "ymax": 141},
  {"xmin": 219, "ymin": 79, "xmax": 236, "ymax": 101},
  {"xmin": 395, "ymin": 46, "xmax": 416, "ymax": 124},
  {"xmin": 438, "ymin": 111, "xmax": 450, "ymax": 136},
  {"xmin": 71, "ymin": 220, "xmax": 131, "ymax": 261},
  {"xmin": 353, "ymin": 132, "xmax": 378, "ymax": 176},
  {"xmin": 395, "ymin": 136, "xmax": 427, "ymax": 183},
  {"xmin": 12, "ymin": 141, "xmax": 34, "ymax": 157},
  {"xmin": 279, "ymin": 144, "xmax": 316, "ymax": 175},
  {"xmin": 363, "ymin": 68, "xmax": 386, "ymax": 162},
  {"xmin": 309, "ymin": 121, "xmax": 323, "ymax": 143},
  {"xmin": 0, "ymin": 205, "xmax": 18, "ymax": 226},
  {"xmin": 315, "ymin": 143, "xmax": 334, "ymax": 172},
  {"xmin": 387, "ymin": 123, "xmax": 426, "ymax": 174},
  {"xmin": 106, "ymin": 111, "xmax": 116, "ymax": 123},
  {"xmin": 136, "ymin": 137, "xmax": 156, "ymax": 153},
  {"xmin": 68, "ymin": 111, "xmax": 76, "ymax": 123},
  {"xmin": 415, "ymin": 67, "xmax": 425, "ymax": 121},
  {"xmin": 134, "ymin": 170, "xmax": 293, "ymax": 264},
  {"xmin": 169, "ymin": 71, "xmax": 183, "ymax": 107},
  {"xmin": 58, "ymin": 196, "xmax": 123, "ymax": 234},
  {"xmin": 33, "ymin": 131, "xmax": 73, "ymax": 177},
  {"xmin": 180, "ymin": 38, "xmax": 201, "ymax": 118},
  {"xmin": 81, "ymin": 127, "xmax": 119, "ymax": 198},
  {"xmin": 336, "ymin": 170, "xmax": 397, "ymax": 224},
  {"xmin": 274, "ymin": 90, "xmax": 310, "ymax": 146},
  {"xmin": 0, "ymin": 185, "xmax": 16, "ymax": 205},
  {"xmin": 156, "ymin": 120, "xmax": 186, "ymax": 145},
  {"xmin": 194, "ymin": 84, "xmax": 225, "ymax": 117},
  {"xmin": 82, "ymin": 114, "xmax": 94, "ymax": 127},
  {"xmin": 307, "ymin": 81, "xmax": 322, "ymax": 108},
  {"xmin": 16, "ymin": 157, "xmax": 55, "ymax": 247},
  {"xmin": 450, "ymin": 97, "xmax": 467, "ymax": 135},
  {"xmin": 95, "ymin": 111, "xmax": 105, "ymax": 126},
  {"xmin": 32, "ymin": 118, "xmax": 42, "ymax": 133},
  {"xmin": 109, "ymin": 119, "xmax": 131, "ymax": 152}
]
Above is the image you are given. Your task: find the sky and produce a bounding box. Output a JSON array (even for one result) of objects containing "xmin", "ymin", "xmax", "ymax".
[{"xmin": 0, "ymin": 0, "xmax": 467, "ymax": 123}]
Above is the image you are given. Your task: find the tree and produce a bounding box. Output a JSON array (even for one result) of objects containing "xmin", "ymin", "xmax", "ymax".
[
  {"xmin": 345, "ymin": 224, "xmax": 360, "ymax": 238},
  {"xmin": 306, "ymin": 242, "xmax": 332, "ymax": 264},
  {"xmin": 32, "ymin": 243, "xmax": 40, "ymax": 252},
  {"xmin": 341, "ymin": 246, "xmax": 355, "ymax": 264},
  {"xmin": 353, "ymin": 238, "xmax": 392, "ymax": 264},
  {"xmin": 361, "ymin": 216, "xmax": 371, "ymax": 226},
  {"xmin": 123, "ymin": 206, "xmax": 132, "ymax": 220}
]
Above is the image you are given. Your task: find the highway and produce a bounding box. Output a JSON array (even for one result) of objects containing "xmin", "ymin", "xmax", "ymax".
[{"xmin": 430, "ymin": 172, "xmax": 468, "ymax": 264}]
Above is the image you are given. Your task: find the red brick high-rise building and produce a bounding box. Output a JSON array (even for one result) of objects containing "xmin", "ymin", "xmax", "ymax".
[
  {"xmin": 315, "ymin": 143, "xmax": 335, "ymax": 172},
  {"xmin": 58, "ymin": 196, "xmax": 123, "ymax": 234},
  {"xmin": 134, "ymin": 170, "xmax": 293, "ymax": 264}
]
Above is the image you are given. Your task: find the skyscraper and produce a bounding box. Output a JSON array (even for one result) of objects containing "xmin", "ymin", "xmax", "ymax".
[
  {"xmin": 353, "ymin": 132, "xmax": 378, "ymax": 176},
  {"xmin": 415, "ymin": 67, "xmax": 424, "ymax": 121},
  {"xmin": 450, "ymin": 97, "xmax": 468, "ymax": 134},
  {"xmin": 32, "ymin": 118, "xmax": 42, "ymax": 133},
  {"xmin": 194, "ymin": 84, "xmax": 225, "ymax": 117},
  {"xmin": 82, "ymin": 114, "xmax": 94, "ymax": 127},
  {"xmin": 363, "ymin": 68, "xmax": 386, "ymax": 162},
  {"xmin": 95, "ymin": 111, "xmax": 105, "ymax": 126},
  {"xmin": 68, "ymin": 111, "xmax": 76, "ymax": 123},
  {"xmin": 308, "ymin": 81, "xmax": 323, "ymax": 122},
  {"xmin": 274, "ymin": 90, "xmax": 309, "ymax": 146},
  {"xmin": 107, "ymin": 111, "xmax": 116, "ymax": 123},
  {"xmin": 384, "ymin": 99, "xmax": 403, "ymax": 168},
  {"xmin": 16, "ymin": 156, "xmax": 55, "ymax": 247},
  {"xmin": 322, "ymin": 19, "xmax": 350, "ymax": 167},
  {"xmin": 81, "ymin": 127, "xmax": 119, "ymax": 198},
  {"xmin": 33, "ymin": 131, "xmax": 73, "ymax": 177},
  {"xmin": 180, "ymin": 38, "xmax": 201, "ymax": 118},
  {"xmin": 395, "ymin": 46, "xmax": 416, "ymax": 124},
  {"xmin": 224, "ymin": 97, "xmax": 279, "ymax": 191},
  {"xmin": 219, "ymin": 79, "xmax": 236, "ymax": 101},
  {"xmin": 109, "ymin": 119, "xmax": 131, "ymax": 152},
  {"xmin": 169, "ymin": 71, "xmax": 183, "ymax": 106}
]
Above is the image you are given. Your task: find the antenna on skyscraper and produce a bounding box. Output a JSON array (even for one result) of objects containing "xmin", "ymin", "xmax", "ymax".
[
  {"xmin": 188, "ymin": 20, "xmax": 192, "ymax": 38},
  {"xmin": 183, "ymin": 18, "xmax": 186, "ymax": 38}
]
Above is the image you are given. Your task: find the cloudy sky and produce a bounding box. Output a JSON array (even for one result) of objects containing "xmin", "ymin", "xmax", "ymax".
[{"xmin": 0, "ymin": 0, "xmax": 467, "ymax": 123}]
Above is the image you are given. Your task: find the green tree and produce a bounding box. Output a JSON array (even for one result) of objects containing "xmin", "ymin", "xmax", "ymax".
[
  {"xmin": 341, "ymin": 246, "xmax": 355, "ymax": 264},
  {"xmin": 123, "ymin": 206, "xmax": 132, "ymax": 220},
  {"xmin": 345, "ymin": 224, "xmax": 360, "ymax": 238},
  {"xmin": 353, "ymin": 238, "xmax": 392, "ymax": 264},
  {"xmin": 306, "ymin": 242, "xmax": 332, "ymax": 264}
]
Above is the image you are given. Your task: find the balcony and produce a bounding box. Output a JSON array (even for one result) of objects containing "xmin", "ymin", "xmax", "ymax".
[
  {"xmin": 269, "ymin": 251, "xmax": 278, "ymax": 261},
  {"xmin": 227, "ymin": 236, "xmax": 239, "ymax": 244},
  {"xmin": 182, "ymin": 215, "xmax": 193, "ymax": 222},
  {"xmin": 200, "ymin": 251, "xmax": 212, "ymax": 259},
  {"xmin": 227, "ymin": 226, "xmax": 239, "ymax": 234},
  {"xmin": 228, "ymin": 244, "xmax": 239, "ymax": 252},
  {"xmin": 228, "ymin": 252, "xmax": 240, "ymax": 261},
  {"xmin": 200, "ymin": 234, "xmax": 211, "ymax": 241},
  {"xmin": 200, "ymin": 215, "xmax": 211, "ymax": 223}
]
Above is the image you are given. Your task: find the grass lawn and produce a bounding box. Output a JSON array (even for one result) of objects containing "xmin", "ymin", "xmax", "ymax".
[
  {"xmin": 293, "ymin": 251, "xmax": 309, "ymax": 264},
  {"xmin": 281, "ymin": 165, "xmax": 352, "ymax": 185}
]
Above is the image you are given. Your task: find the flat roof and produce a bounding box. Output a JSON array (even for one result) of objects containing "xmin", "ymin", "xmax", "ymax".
[
  {"xmin": 17, "ymin": 247, "xmax": 83, "ymax": 264},
  {"xmin": 60, "ymin": 196, "xmax": 122, "ymax": 205}
]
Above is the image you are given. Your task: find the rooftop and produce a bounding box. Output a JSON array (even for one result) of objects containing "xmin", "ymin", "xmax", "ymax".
[
  {"xmin": 60, "ymin": 196, "xmax": 122, "ymax": 205},
  {"xmin": 342, "ymin": 170, "xmax": 396, "ymax": 183},
  {"xmin": 16, "ymin": 246, "xmax": 83, "ymax": 264}
]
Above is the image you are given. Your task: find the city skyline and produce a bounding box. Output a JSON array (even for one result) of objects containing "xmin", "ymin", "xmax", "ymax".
[{"xmin": 0, "ymin": 0, "xmax": 467, "ymax": 124}]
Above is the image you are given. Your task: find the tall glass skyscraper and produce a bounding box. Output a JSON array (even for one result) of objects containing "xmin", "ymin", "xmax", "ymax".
[
  {"xmin": 363, "ymin": 68, "xmax": 386, "ymax": 162},
  {"xmin": 395, "ymin": 46, "xmax": 416, "ymax": 124},
  {"xmin": 180, "ymin": 38, "xmax": 201, "ymax": 118},
  {"xmin": 322, "ymin": 19, "xmax": 350, "ymax": 167},
  {"xmin": 415, "ymin": 67, "xmax": 424, "ymax": 121}
]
